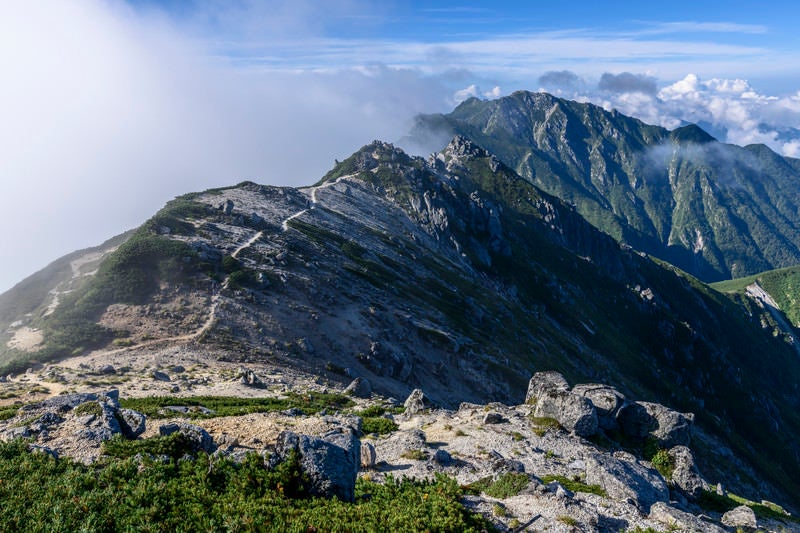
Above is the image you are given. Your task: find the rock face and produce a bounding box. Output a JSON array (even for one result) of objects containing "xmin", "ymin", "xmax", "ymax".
[
  {"xmin": 668, "ymin": 446, "xmax": 708, "ymax": 500},
  {"xmin": 525, "ymin": 371, "xmax": 569, "ymax": 403},
  {"xmin": 616, "ymin": 401, "xmax": 692, "ymax": 447},
  {"xmin": 572, "ymin": 384, "xmax": 625, "ymax": 430},
  {"xmin": 117, "ymin": 408, "xmax": 147, "ymax": 439},
  {"xmin": 271, "ymin": 428, "xmax": 360, "ymax": 502},
  {"xmin": 584, "ymin": 452, "xmax": 669, "ymax": 510}
]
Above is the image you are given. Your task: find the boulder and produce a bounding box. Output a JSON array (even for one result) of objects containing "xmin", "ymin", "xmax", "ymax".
[
  {"xmin": 271, "ymin": 428, "xmax": 360, "ymax": 502},
  {"xmin": 159, "ymin": 423, "xmax": 216, "ymax": 453},
  {"xmin": 343, "ymin": 377, "xmax": 372, "ymax": 399},
  {"xmin": 667, "ymin": 446, "xmax": 708, "ymax": 500},
  {"xmin": 152, "ymin": 371, "xmax": 171, "ymax": 382},
  {"xmin": 482, "ymin": 412, "xmax": 504, "ymax": 424},
  {"xmin": 722, "ymin": 505, "xmax": 757, "ymax": 529},
  {"xmin": 117, "ymin": 408, "xmax": 147, "ymax": 439},
  {"xmin": 403, "ymin": 389, "xmax": 425, "ymax": 416},
  {"xmin": 533, "ymin": 389, "xmax": 598, "ymax": 437},
  {"xmin": 616, "ymin": 401, "xmax": 692, "ymax": 447},
  {"xmin": 584, "ymin": 452, "xmax": 669, "ymax": 510},
  {"xmin": 239, "ymin": 369, "xmax": 265, "ymax": 388},
  {"xmin": 360, "ymin": 442, "xmax": 377, "ymax": 468},
  {"xmin": 649, "ymin": 502, "xmax": 726, "ymax": 533},
  {"xmin": 572, "ymin": 383, "xmax": 625, "ymax": 430},
  {"xmin": 525, "ymin": 371, "xmax": 569, "ymax": 404}
]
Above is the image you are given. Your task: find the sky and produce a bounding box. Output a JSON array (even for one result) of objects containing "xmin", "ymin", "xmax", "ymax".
[{"xmin": 2, "ymin": 0, "xmax": 800, "ymax": 293}]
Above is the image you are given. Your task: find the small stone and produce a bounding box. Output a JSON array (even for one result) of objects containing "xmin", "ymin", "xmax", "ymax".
[
  {"xmin": 152, "ymin": 371, "xmax": 171, "ymax": 382},
  {"xmin": 98, "ymin": 365, "xmax": 116, "ymax": 375},
  {"xmin": 431, "ymin": 449, "xmax": 452, "ymax": 466}
]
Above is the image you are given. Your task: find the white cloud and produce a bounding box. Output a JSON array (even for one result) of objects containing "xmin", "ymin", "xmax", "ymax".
[{"xmin": 0, "ymin": 1, "xmax": 455, "ymax": 293}]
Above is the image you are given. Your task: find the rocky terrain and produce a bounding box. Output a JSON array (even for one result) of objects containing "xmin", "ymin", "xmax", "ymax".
[
  {"xmin": 2, "ymin": 98, "xmax": 800, "ymax": 517},
  {"xmin": 1, "ymin": 369, "xmax": 795, "ymax": 532}
]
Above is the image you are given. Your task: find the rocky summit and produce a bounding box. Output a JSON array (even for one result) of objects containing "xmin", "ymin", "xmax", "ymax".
[{"xmin": 2, "ymin": 94, "xmax": 800, "ymax": 528}]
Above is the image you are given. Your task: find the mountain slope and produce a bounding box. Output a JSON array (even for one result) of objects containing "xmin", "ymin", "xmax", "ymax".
[
  {"xmin": 409, "ymin": 91, "xmax": 800, "ymax": 282},
  {"xmin": 2, "ymin": 138, "xmax": 800, "ymax": 507}
]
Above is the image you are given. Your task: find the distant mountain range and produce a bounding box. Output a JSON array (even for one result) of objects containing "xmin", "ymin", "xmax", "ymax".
[
  {"xmin": 2, "ymin": 94, "xmax": 800, "ymax": 508},
  {"xmin": 409, "ymin": 91, "xmax": 800, "ymax": 282}
]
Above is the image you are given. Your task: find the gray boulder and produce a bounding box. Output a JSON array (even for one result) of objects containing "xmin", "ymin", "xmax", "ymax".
[
  {"xmin": 532, "ymin": 389, "xmax": 598, "ymax": 437},
  {"xmin": 572, "ymin": 383, "xmax": 625, "ymax": 430},
  {"xmin": 722, "ymin": 505, "xmax": 758, "ymax": 529},
  {"xmin": 616, "ymin": 401, "xmax": 692, "ymax": 447},
  {"xmin": 152, "ymin": 371, "xmax": 171, "ymax": 382},
  {"xmin": 403, "ymin": 389, "xmax": 425, "ymax": 416},
  {"xmin": 271, "ymin": 428, "xmax": 360, "ymax": 502},
  {"xmin": 159, "ymin": 423, "xmax": 216, "ymax": 453},
  {"xmin": 584, "ymin": 452, "xmax": 669, "ymax": 509},
  {"xmin": 343, "ymin": 377, "xmax": 372, "ymax": 399},
  {"xmin": 482, "ymin": 411, "xmax": 505, "ymax": 424},
  {"xmin": 649, "ymin": 502, "xmax": 726, "ymax": 533},
  {"xmin": 117, "ymin": 408, "xmax": 147, "ymax": 439},
  {"xmin": 668, "ymin": 446, "xmax": 708, "ymax": 500},
  {"xmin": 239, "ymin": 369, "xmax": 265, "ymax": 388},
  {"xmin": 525, "ymin": 371, "xmax": 569, "ymax": 404}
]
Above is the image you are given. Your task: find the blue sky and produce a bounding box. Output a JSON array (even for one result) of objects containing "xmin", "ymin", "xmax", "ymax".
[{"xmin": 1, "ymin": 0, "xmax": 800, "ymax": 292}]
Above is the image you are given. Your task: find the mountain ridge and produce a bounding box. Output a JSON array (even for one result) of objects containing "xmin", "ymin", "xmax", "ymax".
[
  {"xmin": 409, "ymin": 90, "xmax": 800, "ymax": 282},
  {"xmin": 2, "ymin": 136, "xmax": 800, "ymax": 509}
]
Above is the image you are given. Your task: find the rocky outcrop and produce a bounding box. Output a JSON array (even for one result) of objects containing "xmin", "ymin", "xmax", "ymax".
[
  {"xmin": 616, "ymin": 401, "xmax": 693, "ymax": 447},
  {"xmin": 526, "ymin": 372, "xmax": 598, "ymax": 437},
  {"xmin": 271, "ymin": 428, "xmax": 360, "ymax": 502},
  {"xmin": 584, "ymin": 452, "xmax": 669, "ymax": 510},
  {"xmin": 343, "ymin": 377, "xmax": 372, "ymax": 399},
  {"xmin": 572, "ymin": 383, "xmax": 625, "ymax": 430},
  {"xmin": 667, "ymin": 445, "xmax": 708, "ymax": 500}
]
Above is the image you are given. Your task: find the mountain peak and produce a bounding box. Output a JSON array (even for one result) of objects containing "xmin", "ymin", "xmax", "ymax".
[{"xmin": 670, "ymin": 123, "xmax": 717, "ymax": 144}]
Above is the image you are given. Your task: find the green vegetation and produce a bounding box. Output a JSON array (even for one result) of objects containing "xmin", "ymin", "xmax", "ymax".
[
  {"xmin": 102, "ymin": 432, "xmax": 196, "ymax": 460},
  {"xmin": 73, "ymin": 401, "xmax": 103, "ymax": 418},
  {"xmin": 529, "ymin": 416, "xmax": 562, "ymax": 436},
  {"xmin": 650, "ymin": 449, "xmax": 675, "ymax": 479},
  {"xmin": 698, "ymin": 490, "xmax": 797, "ymax": 523},
  {"xmin": 0, "ymin": 406, "xmax": 19, "ymax": 421},
  {"xmin": 712, "ymin": 264, "xmax": 800, "ymax": 327},
  {"xmin": 539, "ymin": 475, "xmax": 607, "ymax": 497},
  {"xmin": 557, "ymin": 515, "xmax": 578, "ymax": 526},
  {"xmin": 0, "ymin": 439, "xmax": 491, "ymax": 532},
  {"xmin": 360, "ymin": 417, "xmax": 398, "ymax": 435},
  {"xmin": 464, "ymin": 472, "xmax": 530, "ymax": 499},
  {"xmin": 119, "ymin": 393, "xmax": 354, "ymax": 419},
  {"xmin": 401, "ymin": 449, "xmax": 429, "ymax": 461}
]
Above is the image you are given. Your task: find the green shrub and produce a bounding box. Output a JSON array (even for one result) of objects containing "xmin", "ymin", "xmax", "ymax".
[
  {"xmin": 464, "ymin": 472, "xmax": 530, "ymax": 499},
  {"xmin": 529, "ymin": 416, "xmax": 561, "ymax": 436},
  {"xmin": 0, "ymin": 440, "xmax": 492, "ymax": 532},
  {"xmin": 119, "ymin": 393, "xmax": 354, "ymax": 419},
  {"xmin": 361, "ymin": 417, "xmax": 398, "ymax": 435},
  {"xmin": 73, "ymin": 401, "xmax": 102, "ymax": 417},
  {"xmin": 651, "ymin": 449, "xmax": 675, "ymax": 479}
]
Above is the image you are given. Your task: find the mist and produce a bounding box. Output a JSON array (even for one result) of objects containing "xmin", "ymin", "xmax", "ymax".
[{"xmin": 0, "ymin": 2, "xmax": 455, "ymax": 293}]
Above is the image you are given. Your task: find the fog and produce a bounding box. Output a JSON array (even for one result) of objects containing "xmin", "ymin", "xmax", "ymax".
[{"xmin": 0, "ymin": 2, "xmax": 456, "ymax": 293}]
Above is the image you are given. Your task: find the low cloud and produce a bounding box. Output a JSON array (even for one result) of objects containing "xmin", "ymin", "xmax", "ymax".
[
  {"xmin": 0, "ymin": 1, "xmax": 454, "ymax": 293},
  {"xmin": 538, "ymin": 70, "xmax": 585, "ymax": 92},
  {"xmin": 598, "ymin": 72, "xmax": 658, "ymax": 95}
]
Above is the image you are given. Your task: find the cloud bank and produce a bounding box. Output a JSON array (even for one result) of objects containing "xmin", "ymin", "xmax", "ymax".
[
  {"xmin": 537, "ymin": 70, "xmax": 800, "ymax": 157},
  {"xmin": 0, "ymin": 1, "xmax": 456, "ymax": 293}
]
